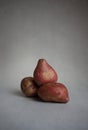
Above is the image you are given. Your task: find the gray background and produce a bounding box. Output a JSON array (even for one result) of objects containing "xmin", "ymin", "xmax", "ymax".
[{"xmin": 0, "ymin": 0, "xmax": 88, "ymax": 130}]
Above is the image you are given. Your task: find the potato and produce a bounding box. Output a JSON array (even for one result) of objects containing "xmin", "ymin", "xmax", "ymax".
[
  {"xmin": 21, "ymin": 77, "xmax": 38, "ymax": 97},
  {"xmin": 38, "ymin": 82, "xmax": 69, "ymax": 103}
]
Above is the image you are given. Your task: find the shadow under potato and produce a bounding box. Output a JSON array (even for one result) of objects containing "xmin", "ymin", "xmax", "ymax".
[
  {"xmin": 12, "ymin": 89, "xmax": 68, "ymax": 103},
  {"xmin": 12, "ymin": 89, "xmax": 24, "ymax": 97},
  {"xmin": 11, "ymin": 89, "xmax": 42, "ymax": 102}
]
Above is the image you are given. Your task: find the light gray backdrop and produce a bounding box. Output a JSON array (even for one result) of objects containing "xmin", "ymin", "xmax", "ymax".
[{"xmin": 0, "ymin": 0, "xmax": 88, "ymax": 130}]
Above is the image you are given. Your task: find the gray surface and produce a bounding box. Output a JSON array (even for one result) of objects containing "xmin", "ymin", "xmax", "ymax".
[{"xmin": 0, "ymin": 0, "xmax": 88, "ymax": 130}]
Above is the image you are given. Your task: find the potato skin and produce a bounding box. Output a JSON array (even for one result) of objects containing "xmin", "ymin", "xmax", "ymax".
[
  {"xmin": 38, "ymin": 83, "xmax": 69, "ymax": 103},
  {"xmin": 33, "ymin": 59, "xmax": 58, "ymax": 86},
  {"xmin": 21, "ymin": 77, "xmax": 38, "ymax": 97}
]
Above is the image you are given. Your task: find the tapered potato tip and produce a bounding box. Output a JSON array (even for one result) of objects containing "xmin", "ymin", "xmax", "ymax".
[{"xmin": 33, "ymin": 59, "xmax": 58, "ymax": 85}]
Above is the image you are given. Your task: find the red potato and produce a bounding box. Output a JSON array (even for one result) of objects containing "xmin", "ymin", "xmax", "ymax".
[
  {"xmin": 21, "ymin": 77, "xmax": 38, "ymax": 97},
  {"xmin": 38, "ymin": 83, "xmax": 69, "ymax": 103},
  {"xmin": 33, "ymin": 59, "xmax": 58, "ymax": 86}
]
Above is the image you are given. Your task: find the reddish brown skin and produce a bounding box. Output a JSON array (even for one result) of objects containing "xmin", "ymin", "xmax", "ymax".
[
  {"xmin": 21, "ymin": 77, "xmax": 38, "ymax": 97},
  {"xmin": 38, "ymin": 83, "xmax": 69, "ymax": 103},
  {"xmin": 33, "ymin": 59, "xmax": 58, "ymax": 86}
]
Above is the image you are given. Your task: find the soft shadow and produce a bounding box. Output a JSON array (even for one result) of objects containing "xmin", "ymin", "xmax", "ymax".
[
  {"xmin": 30, "ymin": 96, "xmax": 60, "ymax": 104},
  {"xmin": 31, "ymin": 96, "xmax": 43, "ymax": 102},
  {"xmin": 11, "ymin": 89, "xmax": 68, "ymax": 104},
  {"xmin": 11, "ymin": 89, "xmax": 24, "ymax": 97},
  {"xmin": 11, "ymin": 89, "xmax": 42, "ymax": 101},
  {"xmin": 11, "ymin": 90, "xmax": 45, "ymax": 102}
]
